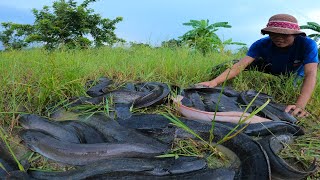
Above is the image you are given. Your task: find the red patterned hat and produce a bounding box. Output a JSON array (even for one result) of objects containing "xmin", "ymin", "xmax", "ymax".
[{"xmin": 261, "ymin": 14, "xmax": 306, "ymax": 36}]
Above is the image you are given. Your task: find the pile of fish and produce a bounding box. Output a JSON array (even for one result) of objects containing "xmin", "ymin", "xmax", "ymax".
[
  {"xmin": 68, "ymin": 77, "xmax": 170, "ymax": 119},
  {"xmin": 0, "ymin": 79, "xmax": 317, "ymax": 179},
  {"xmin": 178, "ymin": 86, "xmax": 298, "ymax": 123},
  {"xmin": 0, "ymin": 114, "xmax": 264, "ymax": 179},
  {"xmin": 0, "ymin": 113, "xmax": 314, "ymax": 179}
]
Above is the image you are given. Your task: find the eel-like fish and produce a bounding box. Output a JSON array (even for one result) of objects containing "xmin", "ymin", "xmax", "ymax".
[
  {"xmin": 119, "ymin": 114, "xmax": 272, "ymax": 179},
  {"xmin": 19, "ymin": 129, "xmax": 167, "ymax": 166},
  {"xmin": 81, "ymin": 113, "xmax": 169, "ymax": 149},
  {"xmin": 177, "ymin": 91, "xmax": 206, "ymax": 111},
  {"xmin": 69, "ymin": 89, "xmax": 148, "ymax": 119},
  {"xmin": 184, "ymin": 86, "xmax": 240, "ymax": 97},
  {"xmin": 98, "ymin": 168, "xmax": 236, "ymax": 180},
  {"xmin": 70, "ymin": 89, "xmax": 147, "ymax": 106},
  {"xmin": 175, "ymin": 120, "xmax": 271, "ymax": 180},
  {"xmin": 29, "ymin": 157, "xmax": 209, "ymax": 180},
  {"xmin": 0, "ymin": 140, "xmax": 20, "ymax": 177},
  {"xmin": 117, "ymin": 114, "xmax": 176, "ymax": 144},
  {"xmin": 3, "ymin": 170, "xmax": 30, "ymax": 180},
  {"xmin": 19, "ymin": 114, "xmax": 82, "ymax": 143},
  {"xmin": 219, "ymin": 121, "xmax": 304, "ymax": 136},
  {"xmin": 86, "ymin": 77, "xmax": 113, "ymax": 97},
  {"xmin": 258, "ymin": 134, "xmax": 317, "ymax": 180},
  {"xmin": 200, "ymin": 92, "xmax": 243, "ymax": 112},
  {"xmin": 174, "ymin": 95, "xmax": 272, "ymax": 124},
  {"xmin": 118, "ymin": 114, "xmax": 303, "ymax": 139},
  {"xmin": 237, "ymin": 91, "xmax": 282, "ymax": 121},
  {"xmin": 133, "ymin": 82, "xmax": 170, "ymax": 108},
  {"xmin": 238, "ymin": 90, "xmax": 297, "ymax": 123},
  {"xmin": 181, "ymin": 87, "xmax": 243, "ymax": 112},
  {"xmin": 60, "ymin": 120, "xmax": 106, "ymax": 144},
  {"xmin": 182, "ymin": 88, "xmax": 243, "ymax": 112}
]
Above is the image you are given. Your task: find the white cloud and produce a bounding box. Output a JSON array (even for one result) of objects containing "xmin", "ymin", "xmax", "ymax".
[{"xmin": 305, "ymin": 10, "xmax": 320, "ymax": 23}]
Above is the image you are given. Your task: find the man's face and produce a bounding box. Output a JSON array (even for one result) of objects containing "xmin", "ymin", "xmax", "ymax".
[{"xmin": 268, "ymin": 33, "xmax": 295, "ymax": 48}]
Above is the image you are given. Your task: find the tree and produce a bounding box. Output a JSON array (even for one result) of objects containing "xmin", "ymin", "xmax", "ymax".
[
  {"xmin": 0, "ymin": 0, "xmax": 124, "ymax": 50},
  {"xmin": 0, "ymin": 22, "xmax": 34, "ymax": 50},
  {"xmin": 161, "ymin": 39, "xmax": 182, "ymax": 49},
  {"xmin": 179, "ymin": 19, "xmax": 245, "ymax": 55}
]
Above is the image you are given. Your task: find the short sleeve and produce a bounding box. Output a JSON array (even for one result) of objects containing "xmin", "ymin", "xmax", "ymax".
[
  {"xmin": 247, "ymin": 39, "xmax": 262, "ymax": 58},
  {"xmin": 303, "ymin": 38, "xmax": 319, "ymax": 64}
]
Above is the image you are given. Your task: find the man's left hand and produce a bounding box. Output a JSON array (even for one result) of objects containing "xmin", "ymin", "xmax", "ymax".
[{"xmin": 285, "ymin": 105, "xmax": 309, "ymax": 117}]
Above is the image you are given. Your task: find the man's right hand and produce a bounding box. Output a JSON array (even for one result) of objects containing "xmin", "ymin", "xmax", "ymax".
[{"xmin": 196, "ymin": 80, "xmax": 218, "ymax": 88}]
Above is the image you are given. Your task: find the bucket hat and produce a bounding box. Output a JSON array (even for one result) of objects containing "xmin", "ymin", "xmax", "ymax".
[{"xmin": 261, "ymin": 14, "xmax": 306, "ymax": 36}]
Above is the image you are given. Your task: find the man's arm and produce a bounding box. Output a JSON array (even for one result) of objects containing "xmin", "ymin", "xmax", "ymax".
[
  {"xmin": 198, "ymin": 56, "xmax": 255, "ymax": 87},
  {"xmin": 285, "ymin": 63, "xmax": 318, "ymax": 117}
]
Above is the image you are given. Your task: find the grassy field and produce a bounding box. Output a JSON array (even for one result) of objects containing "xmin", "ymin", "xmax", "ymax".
[{"xmin": 0, "ymin": 46, "xmax": 319, "ymax": 178}]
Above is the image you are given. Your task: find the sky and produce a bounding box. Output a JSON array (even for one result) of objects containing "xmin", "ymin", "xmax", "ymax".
[{"xmin": 0, "ymin": 0, "xmax": 320, "ymax": 50}]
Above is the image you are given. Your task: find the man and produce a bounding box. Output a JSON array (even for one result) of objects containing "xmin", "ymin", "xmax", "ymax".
[{"xmin": 198, "ymin": 14, "xmax": 319, "ymax": 117}]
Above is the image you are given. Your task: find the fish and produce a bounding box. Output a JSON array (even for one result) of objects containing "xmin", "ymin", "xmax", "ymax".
[
  {"xmin": 81, "ymin": 113, "xmax": 169, "ymax": 149},
  {"xmin": 184, "ymin": 85, "xmax": 240, "ymax": 97},
  {"xmin": 86, "ymin": 77, "xmax": 113, "ymax": 97},
  {"xmin": 3, "ymin": 170, "xmax": 30, "ymax": 180},
  {"xmin": 94, "ymin": 168, "xmax": 236, "ymax": 180},
  {"xmin": 0, "ymin": 140, "xmax": 20, "ymax": 177},
  {"xmin": 71, "ymin": 82, "xmax": 170, "ymax": 119},
  {"xmin": 218, "ymin": 121, "xmax": 304, "ymax": 136},
  {"xmin": 258, "ymin": 134, "xmax": 317, "ymax": 180},
  {"xmin": 180, "ymin": 92, "xmax": 206, "ymax": 111},
  {"xmin": 175, "ymin": 120, "xmax": 271, "ymax": 180},
  {"xmin": 133, "ymin": 82, "xmax": 171, "ymax": 108},
  {"xmin": 118, "ymin": 113, "xmax": 303, "ymax": 139},
  {"xmin": 238, "ymin": 90, "xmax": 297, "ymax": 123},
  {"xmin": 70, "ymin": 89, "xmax": 147, "ymax": 106},
  {"xmin": 60, "ymin": 120, "xmax": 106, "ymax": 144},
  {"xmin": 200, "ymin": 92, "xmax": 243, "ymax": 112},
  {"xmin": 267, "ymin": 102, "xmax": 297, "ymax": 123},
  {"xmin": 173, "ymin": 95, "xmax": 272, "ymax": 124},
  {"xmin": 29, "ymin": 157, "xmax": 208, "ymax": 179},
  {"xmin": 69, "ymin": 89, "xmax": 147, "ymax": 119},
  {"xmin": 116, "ymin": 114, "xmax": 273, "ymax": 179},
  {"xmin": 181, "ymin": 88, "xmax": 243, "ymax": 112},
  {"xmin": 117, "ymin": 114, "xmax": 176, "ymax": 144},
  {"xmin": 19, "ymin": 114, "xmax": 82, "ymax": 143},
  {"xmin": 19, "ymin": 129, "xmax": 167, "ymax": 166},
  {"xmin": 117, "ymin": 114, "xmax": 172, "ymax": 130}
]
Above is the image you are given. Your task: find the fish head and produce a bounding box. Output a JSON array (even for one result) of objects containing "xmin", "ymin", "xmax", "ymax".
[
  {"xmin": 18, "ymin": 114, "xmax": 36, "ymax": 129},
  {"xmin": 19, "ymin": 129, "xmax": 45, "ymax": 147}
]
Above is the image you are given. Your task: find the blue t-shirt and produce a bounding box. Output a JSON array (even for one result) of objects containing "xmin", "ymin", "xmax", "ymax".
[{"xmin": 247, "ymin": 36, "xmax": 319, "ymax": 76}]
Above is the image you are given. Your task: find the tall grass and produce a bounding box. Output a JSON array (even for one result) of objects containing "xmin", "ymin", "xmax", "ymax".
[
  {"xmin": 0, "ymin": 47, "xmax": 241, "ymax": 119},
  {"xmin": 0, "ymin": 46, "xmax": 319, "ymax": 177}
]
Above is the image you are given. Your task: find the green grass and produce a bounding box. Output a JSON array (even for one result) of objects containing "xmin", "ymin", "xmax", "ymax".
[{"xmin": 0, "ymin": 46, "xmax": 319, "ymax": 177}]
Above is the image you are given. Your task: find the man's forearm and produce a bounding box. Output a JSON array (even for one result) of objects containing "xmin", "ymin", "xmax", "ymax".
[
  {"xmin": 212, "ymin": 63, "xmax": 246, "ymax": 85},
  {"xmin": 296, "ymin": 74, "xmax": 317, "ymax": 108}
]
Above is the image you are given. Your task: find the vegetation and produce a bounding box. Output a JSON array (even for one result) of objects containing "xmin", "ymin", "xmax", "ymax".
[
  {"xmin": 179, "ymin": 19, "xmax": 246, "ymax": 55},
  {"xmin": 0, "ymin": 0, "xmax": 124, "ymax": 50},
  {"xmin": 301, "ymin": 22, "xmax": 320, "ymax": 58},
  {"xmin": 300, "ymin": 22, "xmax": 320, "ymax": 43},
  {"xmin": 0, "ymin": 1, "xmax": 319, "ymax": 178},
  {"xmin": 0, "ymin": 46, "xmax": 319, "ymax": 178}
]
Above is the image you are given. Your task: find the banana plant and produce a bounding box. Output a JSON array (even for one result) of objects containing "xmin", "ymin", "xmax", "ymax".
[
  {"xmin": 180, "ymin": 19, "xmax": 245, "ymax": 55},
  {"xmin": 300, "ymin": 22, "xmax": 320, "ymax": 42},
  {"xmin": 300, "ymin": 22, "xmax": 320, "ymax": 58}
]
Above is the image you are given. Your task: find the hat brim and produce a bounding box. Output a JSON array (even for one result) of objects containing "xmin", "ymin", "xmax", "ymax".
[{"xmin": 261, "ymin": 27, "xmax": 306, "ymax": 36}]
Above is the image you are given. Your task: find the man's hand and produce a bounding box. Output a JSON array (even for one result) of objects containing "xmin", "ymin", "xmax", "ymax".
[
  {"xmin": 196, "ymin": 80, "xmax": 218, "ymax": 88},
  {"xmin": 285, "ymin": 105, "xmax": 309, "ymax": 117}
]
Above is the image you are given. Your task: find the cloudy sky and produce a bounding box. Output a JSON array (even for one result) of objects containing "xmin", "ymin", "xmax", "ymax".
[{"xmin": 1, "ymin": 0, "xmax": 320, "ymax": 49}]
